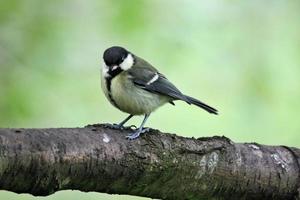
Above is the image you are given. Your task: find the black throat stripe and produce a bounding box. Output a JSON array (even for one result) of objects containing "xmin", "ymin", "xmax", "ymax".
[{"xmin": 105, "ymin": 67, "xmax": 123, "ymax": 108}]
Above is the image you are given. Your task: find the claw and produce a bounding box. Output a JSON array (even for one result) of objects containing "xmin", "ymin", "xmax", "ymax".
[
  {"xmin": 126, "ymin": 132, "xmax": 140, "ymax": 140},
  {"xmin": 141, "ymin": 128, "xmax": 150, "ymax": 133},
  {"xmin": 126, "ymin": 128, "xmax": 150, "ymax": 140}
]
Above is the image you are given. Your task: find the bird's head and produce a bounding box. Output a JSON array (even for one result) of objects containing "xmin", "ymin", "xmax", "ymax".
[{"xmin": 102, "ymin": 46, "xmax": 134, "ymax": 77}]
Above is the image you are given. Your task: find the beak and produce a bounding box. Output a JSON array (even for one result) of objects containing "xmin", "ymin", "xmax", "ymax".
[{"xmin": 112, "ymin": 65, "xmax": 119, "ymax": 71}]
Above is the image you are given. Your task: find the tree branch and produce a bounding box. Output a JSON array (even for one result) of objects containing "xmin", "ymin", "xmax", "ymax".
[{"xmin": 0, "ymin": 124, "xmax": 299, "ymax": 200}]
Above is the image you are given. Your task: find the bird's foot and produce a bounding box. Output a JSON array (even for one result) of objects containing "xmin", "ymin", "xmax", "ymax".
[{"xmin": 126, "ymin": 128, "xmax": 150, "ymax": 140}]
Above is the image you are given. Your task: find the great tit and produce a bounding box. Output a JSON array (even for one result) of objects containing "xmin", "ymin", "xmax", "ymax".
[{"xmin": 101, "ymin": 46, "xmax": 218, "ymax": 139}]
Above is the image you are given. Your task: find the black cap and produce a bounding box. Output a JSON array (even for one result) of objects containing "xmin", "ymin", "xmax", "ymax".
[{"xmin": 103, "ymin": 46, "xmax": 129, "ymax": 66}]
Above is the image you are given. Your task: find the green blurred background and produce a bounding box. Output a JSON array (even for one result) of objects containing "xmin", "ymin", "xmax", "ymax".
[{"xmin": 1, "ymin": 0, "xmax": 300, "ymax": 199}]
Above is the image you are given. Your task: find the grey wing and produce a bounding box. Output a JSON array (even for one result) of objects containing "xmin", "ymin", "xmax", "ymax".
[
  {"xmin": 128, "ymin": 67, "xmax": 189, "ymax": 102},
  {"xmin": 128, "ymin": 65, "xmax": 218, "ymax": 114}
]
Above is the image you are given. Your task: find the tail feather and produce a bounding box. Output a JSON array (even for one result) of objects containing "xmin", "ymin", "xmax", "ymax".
[{"xmin": 184, "ymin": 95, "xmax": 218, "ymax": 115}]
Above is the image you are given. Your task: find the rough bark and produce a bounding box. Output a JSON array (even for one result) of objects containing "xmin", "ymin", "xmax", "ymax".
[{"xmin": 0, "ymin": 124, "xmax": 299, "ymax": 200}]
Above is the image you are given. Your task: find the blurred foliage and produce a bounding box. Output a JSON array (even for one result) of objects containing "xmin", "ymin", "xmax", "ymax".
[{"xmin": 0, "ymin": 0, "xmax": 300, "ymax": 199}]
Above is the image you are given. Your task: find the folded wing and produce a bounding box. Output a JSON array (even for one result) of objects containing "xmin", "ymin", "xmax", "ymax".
[{"xmin": 128, "ymin": 67, "xmax": 218, "ymax": 114}]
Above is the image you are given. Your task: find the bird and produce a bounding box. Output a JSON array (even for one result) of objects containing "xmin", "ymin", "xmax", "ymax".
[{"xmin": 100, "ymin": 46, "xmax": 218, "ymax": 139}]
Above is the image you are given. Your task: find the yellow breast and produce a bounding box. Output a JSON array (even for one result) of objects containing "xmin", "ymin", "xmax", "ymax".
[{"xmin": 107, "ymin": 72, "xmax": 169, "ymax": 115}]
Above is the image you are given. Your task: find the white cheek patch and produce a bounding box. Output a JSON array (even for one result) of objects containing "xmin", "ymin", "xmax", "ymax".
[
  {"xmin": 112, "ymin": 65, "xmax": 118, "ymax": 71},
  {"xmin": 102, "ymin": 62, "xmax": 110, "ymax": 78},
  {"xmin": 147, "ymin": 73, "xmax": 159, "ymax": 85},
  {"xmin": 120, "ymin": 53, "xmax": 134, "ymax": 71}
]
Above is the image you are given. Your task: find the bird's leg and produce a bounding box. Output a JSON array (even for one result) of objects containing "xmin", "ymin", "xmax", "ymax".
[
  {"xmin": 126, "ymin": 114, "xmax": 150, "ymax": 140},
  {"xmin": 105, "ymin": 114, "xmax": 134, "ymax": 130}
]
